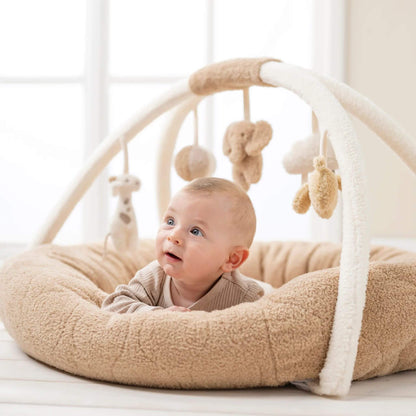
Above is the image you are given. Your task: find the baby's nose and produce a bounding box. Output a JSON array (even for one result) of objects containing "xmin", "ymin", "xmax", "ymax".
[{"xmin": 167, "ymin": 231, "xmax": 182, "ymax": 245}]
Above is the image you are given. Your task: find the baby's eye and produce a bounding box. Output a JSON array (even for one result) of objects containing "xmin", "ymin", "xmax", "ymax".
[
  {"xmin": 166, "ymin": 218, "xmax": 174, "ymax": 226},
  {"xmin": 190, "ymin": 228, "xmax": 203, "ymax": 237}
]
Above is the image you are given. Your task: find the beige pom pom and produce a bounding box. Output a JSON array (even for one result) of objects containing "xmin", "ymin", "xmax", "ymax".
[{"xmin": 174, "ymin": 145, "xmax": 216, "ymax": 181}]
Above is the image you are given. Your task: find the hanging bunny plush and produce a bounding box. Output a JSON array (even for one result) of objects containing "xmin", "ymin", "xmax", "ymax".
[{"xmin": 283, "ymin": 112, "xmax": 342, "ymax": 219}]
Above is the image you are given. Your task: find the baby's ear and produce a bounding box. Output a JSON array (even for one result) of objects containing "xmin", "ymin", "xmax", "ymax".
[{"xmin": 222, "ymin": 247, "xmax": 249, "ymax": 272}]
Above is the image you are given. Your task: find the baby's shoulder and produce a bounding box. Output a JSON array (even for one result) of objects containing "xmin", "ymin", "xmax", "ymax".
[
  {"xmin": 131, "ymin": 261, "xmax": 166, "ymax": 291},
  {"xmin": 223, "ymin": 270, "xmax": 274, "ymax": 298}
]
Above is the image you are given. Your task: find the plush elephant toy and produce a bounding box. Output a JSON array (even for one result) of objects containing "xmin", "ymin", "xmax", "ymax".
[{"xmin": 223, "ymin": 120, "xmax": 273, "ymax": 191}]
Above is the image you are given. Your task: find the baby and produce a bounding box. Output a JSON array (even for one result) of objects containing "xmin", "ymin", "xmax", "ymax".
[{"xmin": 101, "ymin": 177, "xmax": 272, "ymax": 313}]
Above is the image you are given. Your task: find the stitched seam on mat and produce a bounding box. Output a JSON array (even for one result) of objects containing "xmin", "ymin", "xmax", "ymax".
[
  {"xmin": 275, "ymin": 298, "xmax": 329, "ymax": 363},
  {"xmin": 397, "ymin": 335, "xmax": 416, "ymax": 367},
  {"xmin": 261, "ymin": 307, "xmax": 278, "ymax": 384},
  {"xmin": 110, "ymin": 318, "xmax": 131, "ymax": 380},
  {"xmin": 69, "ymin": 303, "xmax": 83, "ymax": 371},
  {"xmin": 188, "ymin": 320, "xmax": 210, "ymax": 387},
  {"xmin": 282, "ymin": 250, "xmax": 289, "ymax": 284},
  {"xmin": 49, "ymin": 292, "xmax": 79, "ymax": 354},
  {"xmin": 306, "ymin": 244, "xmax": 321, "ymax": 274},
  {"xmin": 356, "ymin": 333, "xmax": 384, "ymax": 379},
  {"xmin": 46, "ymin": 302, "xmax": 82, "ymax": 372},
  {"xmin": 18, "ymin": 273, "xmax": 37, "ymax": 351},
  {"xmin": 136, "ymin": 317, "xmax": 176, "ymax": 383}
]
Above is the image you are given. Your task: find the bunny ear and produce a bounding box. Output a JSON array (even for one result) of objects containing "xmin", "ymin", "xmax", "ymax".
[
  {"xmin": 245, "ymin": 120, "xmax": 273, "ymax": 156},
  {"xmin": 293, "ymin": 183, "xmax": 311, "ymax": 214}
]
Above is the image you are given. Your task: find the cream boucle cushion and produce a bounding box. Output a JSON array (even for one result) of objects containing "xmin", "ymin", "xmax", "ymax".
[{"xmin": 0, "ymin": 240, "xmax": 415, "ymax": 388}]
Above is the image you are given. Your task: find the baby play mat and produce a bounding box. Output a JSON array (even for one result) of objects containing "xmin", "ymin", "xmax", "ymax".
[{"xmin": 1, "ymin": 58, "xmax": 416, "ymax": 397}]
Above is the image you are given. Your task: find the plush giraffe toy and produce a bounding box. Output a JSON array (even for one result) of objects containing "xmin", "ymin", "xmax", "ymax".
[
  {"xmin": 103, "ymin": 173, "xmax": 141, "ymax": 255},
  {"xmin": 103, "ymin": 137, "xmax": 140, "ymax": 258}
]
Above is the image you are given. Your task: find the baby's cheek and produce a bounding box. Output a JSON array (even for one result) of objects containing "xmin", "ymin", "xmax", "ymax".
[
  {"xmin": 193, "ymin": 245, "xmax": 218, "ymax": 263},
  {"xmin": 155, "ymin": 232, "xmax": 165, "ymax": 253}
]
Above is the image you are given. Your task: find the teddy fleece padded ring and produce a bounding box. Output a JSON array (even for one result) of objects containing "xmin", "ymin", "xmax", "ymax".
[
  {"xmin": 2, "ymin": 58, "xmax": 416, "ymax": 396},
  {"xmin": 1, "ymin": 240, "xmax": 416, "ymax": 390}
]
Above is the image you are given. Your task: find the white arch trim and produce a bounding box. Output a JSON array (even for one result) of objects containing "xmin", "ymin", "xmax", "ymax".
[{"xmin": 261, "ymin": 61, "xmax": 371, "ymax": 396}]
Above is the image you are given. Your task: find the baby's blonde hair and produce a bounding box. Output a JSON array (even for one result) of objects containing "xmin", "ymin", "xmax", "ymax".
[{"xmin": 181, "ymin": 177, "xmax": 256, "ymax": 247}]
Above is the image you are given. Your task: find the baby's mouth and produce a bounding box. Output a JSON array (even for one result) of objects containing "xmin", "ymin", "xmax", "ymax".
[{"xmin": 165, "ymin": 251, "xmax": 182, "ymax": 261}]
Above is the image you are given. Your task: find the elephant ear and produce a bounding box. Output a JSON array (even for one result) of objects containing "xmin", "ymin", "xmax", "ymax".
[
  {"xmin": 222, "ymin": 125, "xmax": 232, "ymax": 157},
  {"xmin": 245, "ymin": 121, "xmax": 273, "ymax": 156}
]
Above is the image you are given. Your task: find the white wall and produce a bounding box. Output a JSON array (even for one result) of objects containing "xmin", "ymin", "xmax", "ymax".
[{"xmin": 346, "ymin": 0, "xmax": 416, "ymax": 238}]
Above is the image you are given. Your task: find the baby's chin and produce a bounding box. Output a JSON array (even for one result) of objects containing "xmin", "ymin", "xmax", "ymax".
[{"xmin": 160, "ymin": 262, "xmax": 181, "ymax": 279}]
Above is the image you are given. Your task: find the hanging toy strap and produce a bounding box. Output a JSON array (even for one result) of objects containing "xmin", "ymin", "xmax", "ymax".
[
  {"xmin": 312, "ymin": 111, "xmax": 319, "ymax": 135},
  {"xmin": 120, "ymin": 135, "xmax": 129, "ymax": 174},
  {"xmin": 174, "ymin": 104, "xmax": 216, "ymax": 181},
  {"xmin": 320, "ymin": 130, "xmax": 329, "ymax": 161},
  {"xmin": 193, "ymin": 106, "xmax": 199, "ymax": 146},
  {"xmin": 243, "ymin": 87, "xmax": 251, "ymax": 122}
]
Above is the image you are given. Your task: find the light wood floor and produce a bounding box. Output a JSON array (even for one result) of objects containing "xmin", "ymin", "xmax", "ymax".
[{"xmin": 1, "ymin": 322, "xmax": 416, "ymax": 416}]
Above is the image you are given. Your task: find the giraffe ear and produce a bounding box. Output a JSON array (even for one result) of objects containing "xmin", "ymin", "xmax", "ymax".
[{"xmin": 109, "ymin": 176, "xmax": 116, "ymax": 183}]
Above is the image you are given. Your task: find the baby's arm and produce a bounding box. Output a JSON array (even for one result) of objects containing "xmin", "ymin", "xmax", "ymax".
[
  {"xmin": 101, "ymin": 262, "xmax": 164, "ymax": 313},
  {"xmin": 101, "ymin": 281, "xmax": 163, "ymax": 313},
  {"xmin": 101, "ymin": 261, "xmax": 192, "ymax": 313},
  {"xmin": 102, "ymin": 288, "xmax": 191, "ymax": 313}
]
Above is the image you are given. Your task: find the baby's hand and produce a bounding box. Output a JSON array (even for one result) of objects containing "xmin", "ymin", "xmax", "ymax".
[{"xmin": 165, "ymin": 306, "xmax": 191, "ymax": 312}]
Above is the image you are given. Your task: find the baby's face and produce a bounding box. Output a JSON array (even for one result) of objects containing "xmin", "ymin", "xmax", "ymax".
[{"xmin": 156, "ymin": 191, "xmax": 237, "ymax": 287}]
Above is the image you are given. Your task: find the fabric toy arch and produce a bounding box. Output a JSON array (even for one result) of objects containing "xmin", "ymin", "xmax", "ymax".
[{"xmin": 2, "ymin": 58, "xmax": 416, "ymax": 397}]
